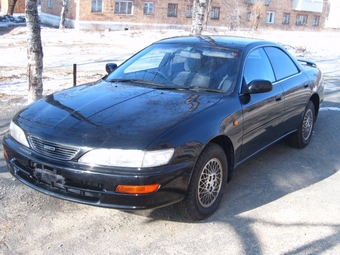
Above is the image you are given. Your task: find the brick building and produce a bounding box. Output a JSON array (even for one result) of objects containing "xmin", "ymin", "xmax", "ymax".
[{"xmin": 40, "ymin": 0, "xmax": 329, "ymax": 30}]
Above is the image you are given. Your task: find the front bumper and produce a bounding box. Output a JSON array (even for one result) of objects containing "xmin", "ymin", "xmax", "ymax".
[{"xmin": 3, "ymin": 134, "xmax": 193, "ymax": 210}]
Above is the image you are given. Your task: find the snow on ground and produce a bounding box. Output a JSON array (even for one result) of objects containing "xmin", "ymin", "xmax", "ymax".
[{"xmin": 1, "ymin": 25, "xmax": 340, "ymax": 102}]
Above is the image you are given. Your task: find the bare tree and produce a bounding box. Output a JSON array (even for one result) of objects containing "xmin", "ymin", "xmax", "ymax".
[
  {"xmin": 221, "ymin": 0, "xmax": 241, "ymax": 30},
  {"xmin": 191, "ymin": 0, "xmax": 211, "ymax": 35},
  {"xmin": 59, "ymin": 0, "xmax": 68, "ymax": 29},
  {"xmin": 26, "ymin": 0, "xmax": 44, "ymax": 103},
  {"xmin": 250, "ymin": 1, "xmax": 266, "ymax": 30},
  {"xmin": 7, "ymin": 0, "xmax": 18, "ymax": 16}
]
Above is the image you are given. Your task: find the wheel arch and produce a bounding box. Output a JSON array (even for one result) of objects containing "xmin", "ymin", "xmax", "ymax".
[
  {"xmin": 208, "ymin": 135, "xmax": 235, "ymax": 182},
  {"xmin": 310, "ymin": 93, "xmax": 320, "ymax": 120}
]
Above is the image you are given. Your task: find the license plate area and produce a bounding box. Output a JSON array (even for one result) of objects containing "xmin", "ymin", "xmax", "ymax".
[{"xmin": 30, "ymin": 162, "xmax": 65, "ymax": 189}]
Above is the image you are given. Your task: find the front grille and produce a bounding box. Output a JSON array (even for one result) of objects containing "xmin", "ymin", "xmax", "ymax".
[{"xmin": 28, "ymin": 135, "xmax": 80, "ymax": 161}]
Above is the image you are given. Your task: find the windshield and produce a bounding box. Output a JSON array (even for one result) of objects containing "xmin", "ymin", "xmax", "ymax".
[{"xmin": 107, "ymin": 43, "xmax": 240, "ymax": 93}]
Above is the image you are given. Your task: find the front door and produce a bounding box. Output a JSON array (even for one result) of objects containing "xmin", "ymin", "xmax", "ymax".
[{"xmin": 240, "ymin": 48, "xmax": 285, "ymax": 161}]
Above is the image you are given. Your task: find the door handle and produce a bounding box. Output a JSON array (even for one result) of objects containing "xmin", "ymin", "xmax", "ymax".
[{"xmin": 275, "ymin": 94, "xmax": 282, "ymax": 101}]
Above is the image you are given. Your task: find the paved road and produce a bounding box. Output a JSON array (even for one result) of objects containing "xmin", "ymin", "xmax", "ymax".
[{"xmin": 0, "ymin": 59, "xmax": 340, "ymax": 255}]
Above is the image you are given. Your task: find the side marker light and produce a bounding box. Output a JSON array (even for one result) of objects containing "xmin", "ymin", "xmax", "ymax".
[{"xmin": 4, "ymin": 149, "xmax": 9, "ymax": 159}]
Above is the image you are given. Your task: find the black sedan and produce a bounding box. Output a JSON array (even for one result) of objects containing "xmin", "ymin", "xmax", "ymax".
[{"xmin": 3, "ymin": 36, "xmax": 324, "ymax": 220}]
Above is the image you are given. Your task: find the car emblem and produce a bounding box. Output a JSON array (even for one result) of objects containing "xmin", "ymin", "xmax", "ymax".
[{"xmin": 43, "ymin": 144, "xmax": 56, "ymax": 152}]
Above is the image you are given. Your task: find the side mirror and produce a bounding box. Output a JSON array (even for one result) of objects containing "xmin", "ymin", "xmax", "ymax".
[
  {"xmin": 245, "ymin": 80, "xmax": 273, "ymax": 94},
  {"xmin": 105, "ymin": 63, "xmax": 118, "ymax": 74}
]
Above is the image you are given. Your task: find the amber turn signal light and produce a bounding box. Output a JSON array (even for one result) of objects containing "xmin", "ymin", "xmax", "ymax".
[
  {"xmin": 115, "ymin": 184, "xmax": 160, "ymax": 194},
  {"xmin": 4, "ymin": 149, "xmax": 9, "ymax": 159}
]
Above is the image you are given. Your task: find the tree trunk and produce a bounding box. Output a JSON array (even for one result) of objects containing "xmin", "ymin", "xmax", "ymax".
[
  {"xmin": 7, "ymin": 0, "xmax": 18, "ymax": 16},
  {"xmin": 26, "ymin": 0, "xmax": 44, "ymax": 103},
  {"xmin": 191, "ymin": 0, "xmax": 210, "ymax": 35},
  {"xmin": 59, "ymin": 0, "xmax": 68, "ymax": 29}
]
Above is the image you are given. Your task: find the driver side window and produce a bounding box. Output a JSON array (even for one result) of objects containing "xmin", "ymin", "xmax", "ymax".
[{"xmin": 244, "ymin": 48, "xmax": 275, "ymax": 84}]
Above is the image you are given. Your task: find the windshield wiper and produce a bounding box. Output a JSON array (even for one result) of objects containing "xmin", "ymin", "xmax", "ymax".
[
  {"xmin": 185, "ymin": 86, "xmax": 224, "ymax": 93},
  {"xmin": 107, "ymin": 81, "xmax": 224, "ymax": 93},
  {"xmin": 108, "ymin": 79, "xmax": 165, "ymax": 86},
  {"xmin": 152, "ymin": 86, "xmax": 182, "ymax": 90},
  {"xmin": 153, "ymin": 85, "xmax": 224, "ymax": 93},
  {"xmin": 108, "ymin": 79, "xmax": 144, "ymax": 83}
]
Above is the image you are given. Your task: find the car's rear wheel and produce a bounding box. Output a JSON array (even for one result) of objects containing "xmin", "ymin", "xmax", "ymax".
[
  {"xmin": 178, "ymin": 143, "xmax": 228, "ymax": 220},
  {"xmin": 289, "ymin": 101, "xmax": 315, "ymax": 149}
]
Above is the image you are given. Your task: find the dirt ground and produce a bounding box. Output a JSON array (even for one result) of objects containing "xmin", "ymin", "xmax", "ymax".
[{"xmin": 1, "ymin": 27, "xmax": 340, "ymax": 255}]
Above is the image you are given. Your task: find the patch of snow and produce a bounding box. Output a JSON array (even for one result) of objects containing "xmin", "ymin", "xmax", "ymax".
[{"xmin": 320, "ymin": 107, "xmax": 340, "ymax": 112}]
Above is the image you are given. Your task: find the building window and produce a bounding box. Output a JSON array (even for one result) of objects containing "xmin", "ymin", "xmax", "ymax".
[
  {"xmin": 91, "ymin": 0, "xmax": 103, "ymax": 12},
  {"xmin": 266, "ymin": 12, "xmax": 275, "ymax": 24},
  {"xmin": 283, "ymin": 13, "xmax": 290, "ymax": 24},
  {"xmin": 167, "ymin": 4, "xmax": 177, "ymax": 17},
  {"xmin": 48, "ymin": 0, "xmax": 53, "ymax": 8},
  {"xmin": 186, "ymin": 5, "xmax": 193, "ymax": 18},
  {"xmin": 210, "ymin": 7, "xmax": 220, "ymax": 20},
  {"xmin": 114, "ymin": 1, "xmax": 133, "ymax": 14},
  {"xmin": 296, "ymin": 15, "xmax": 308, "ymax": 26},
  {"xmin": 143, "ymin": 2, "xmax": 154, "ymax": 15},
  {"xmin": 313, "ymin": 16, "xmax": 320, "ymax": 26}
]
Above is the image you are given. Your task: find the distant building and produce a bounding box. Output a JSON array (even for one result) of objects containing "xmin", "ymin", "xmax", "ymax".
[{"xmin": 40, "ymin": 0, "xmax": 330, "ymax": 30}]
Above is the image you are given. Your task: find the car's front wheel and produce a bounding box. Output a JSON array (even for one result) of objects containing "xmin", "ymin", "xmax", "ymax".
[
  {"xmin": 178, "ymin": 143, "xmax": 228, "ymax": 220},
  {"xmin": 289, "ymin": 100, "xmax": 315, "ymax": 149}
]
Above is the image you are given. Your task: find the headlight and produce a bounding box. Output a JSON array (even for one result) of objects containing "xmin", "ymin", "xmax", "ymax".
[
  {"xmin": 78, "ymin": 148, "xmax": 174, "ymax": 168},
  {"xmin": 10, "ymin": 121, "xmax": 29, "ymax": 147}
]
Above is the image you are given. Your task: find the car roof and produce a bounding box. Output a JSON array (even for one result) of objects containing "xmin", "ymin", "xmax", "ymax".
[{"xmin": 155, "ymin": 36, "xmax": 278, "ymax": 51}]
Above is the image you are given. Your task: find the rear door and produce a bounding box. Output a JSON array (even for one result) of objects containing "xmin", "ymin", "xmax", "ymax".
[{"xmin": 240, "ymin": 48, "xmax": 285, "ymax": 161}]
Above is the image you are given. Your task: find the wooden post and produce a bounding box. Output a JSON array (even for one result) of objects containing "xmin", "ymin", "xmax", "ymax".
[{"xmin": 73, "ymin": 64, "xmax": 77, "ymax": 86}]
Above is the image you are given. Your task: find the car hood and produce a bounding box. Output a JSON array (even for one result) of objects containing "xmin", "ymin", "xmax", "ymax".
[{"xmin": 17, "ymin": 81, "xmax": 222, "ymax": 149}]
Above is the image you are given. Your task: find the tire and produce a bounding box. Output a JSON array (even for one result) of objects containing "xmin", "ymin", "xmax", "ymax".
[
  {"xmin": 289, "ymin": 101, "xmax": 315, "ymax": 149},
  {"xmin": 178, "ymin": 143, "xmax": 228, "ymax": 220}
]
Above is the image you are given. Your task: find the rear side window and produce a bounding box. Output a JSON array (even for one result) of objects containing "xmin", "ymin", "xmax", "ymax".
[
  {"xmin": 243, "ymin": 48, "xmax": 275, "ymax": 84},
  {"xmin": 264, "ymin": 47, "xmax": 299, "ymax": 81}
]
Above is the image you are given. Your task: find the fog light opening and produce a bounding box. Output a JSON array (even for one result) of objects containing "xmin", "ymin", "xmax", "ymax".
[{"xmin": 115, "ymin": 184, "xmax": 160, "ymax": 194}]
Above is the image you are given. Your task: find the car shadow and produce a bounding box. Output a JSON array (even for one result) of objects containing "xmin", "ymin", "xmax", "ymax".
[
  {"xmin": 125, "ymin": 100, "xmax": 340, "ymax": 252},
  {"xmin": 127, "ymin": 99, "xmax": 340, "ymax": 223}
]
